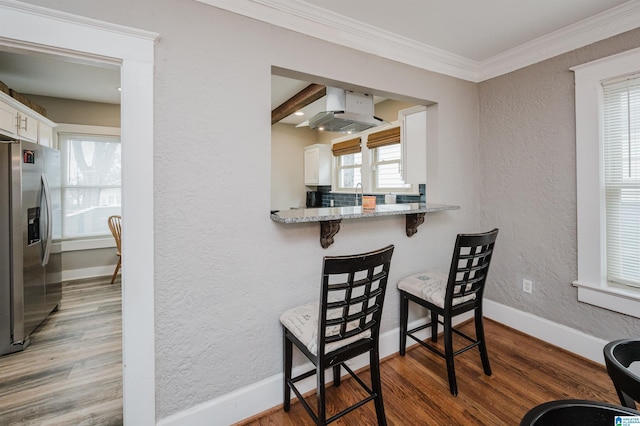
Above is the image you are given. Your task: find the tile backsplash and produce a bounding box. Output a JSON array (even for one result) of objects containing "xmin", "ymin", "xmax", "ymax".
[{"xmin": 320, "ymin": 184, "xmax": 426, "ymax": 207}]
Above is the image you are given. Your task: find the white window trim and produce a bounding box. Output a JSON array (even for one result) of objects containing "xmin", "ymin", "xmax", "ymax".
[
  {"xmin": 371, "ymin": 144, "xmax": 411, "ymax": 192},
  {"xmin": 62, "ymin": 237, "xmax": 115, "ymax": 252},
  {"xmin": 333, "ymin": 151, "xmax": 363, "ymax": 192},
  {"xmin": 571, "ymin": 46, "xmax": 640, "ymax": 318},
  {"xmin": 57, "ymin": 123, "xmax": 120, "ymax": 137}
]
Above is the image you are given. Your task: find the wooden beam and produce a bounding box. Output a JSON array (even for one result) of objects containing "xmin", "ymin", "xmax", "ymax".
[{"xmin": 271, "ymin": 84, "xmax": 326, "ymax": 125}]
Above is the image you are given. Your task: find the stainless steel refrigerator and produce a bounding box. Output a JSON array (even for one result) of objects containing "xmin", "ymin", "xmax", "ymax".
[{"xmin": 0, "ymin": 140, "xmax": 62, "ymax": 356}]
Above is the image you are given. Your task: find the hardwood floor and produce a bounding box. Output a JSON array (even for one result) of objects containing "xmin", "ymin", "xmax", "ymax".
[
  {"xmin": 236, "ymin": 319, "xmax": 620, "ymax": 426},
  {"xmin": 0, "ymin": 277, "xmax": 123, "ymax": 426},
  {"xmin": 0, "ymin": 281, "xmax": 621, "ymax": 426}
]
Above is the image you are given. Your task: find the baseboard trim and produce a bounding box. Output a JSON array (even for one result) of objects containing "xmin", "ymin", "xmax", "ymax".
[
  {"xmin": 483, "ymin": 299, "xmax": 608, "ymax": 365},
  {"xmin": 157, "ymin": 313, "xmax": 472, "ymax": 426},
  {"xmin": 62, "ymin": 266, "xmax": 116, "ymax": 282},
  {"xmin": 158, "ymin": 300, "xmax": 607, "ymax": 426}
]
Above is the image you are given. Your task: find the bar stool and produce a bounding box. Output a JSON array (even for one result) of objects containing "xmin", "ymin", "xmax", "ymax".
[
  {"xmin": 397, "ymin": 229, "xmax": 498, "ymax": 396},
  {"xmin": 280, "ymin": 245, "xmax": 394, "ymax": 425}
]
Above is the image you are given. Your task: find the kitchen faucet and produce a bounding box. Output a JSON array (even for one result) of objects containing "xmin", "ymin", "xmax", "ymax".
[{"xmin": 355, "ymin": 182, "xmax": 363, "ymax": 206}]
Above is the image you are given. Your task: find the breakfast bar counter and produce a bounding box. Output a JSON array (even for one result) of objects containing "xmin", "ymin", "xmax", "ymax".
[{"xmin": 271, "ymin": 203, "xmax": 460, "ymax": 248}]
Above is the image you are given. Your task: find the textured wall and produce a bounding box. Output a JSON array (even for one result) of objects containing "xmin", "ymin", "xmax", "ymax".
[
  {"xmin": 479, "ymin": 28, "xmax": 640, "ymax": 339},
  {"xmin": 20, "ymin": 0, "xmax": 481, "ymax": 420}
]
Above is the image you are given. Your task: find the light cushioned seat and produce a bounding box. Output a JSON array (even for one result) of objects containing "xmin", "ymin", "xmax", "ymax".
[
  {"xmin": 280, "ymin": 302, "xmax": 372, "ymax": 356},
  {"xmin": 397, "ymin": 271, "xmax": 475, "ymax": 308}
]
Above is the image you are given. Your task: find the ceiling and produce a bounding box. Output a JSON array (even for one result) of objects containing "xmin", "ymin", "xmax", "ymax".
[
  {"xmin": 0, "ymin": 47, "xmax": 121, "ymax": 105},
  {"xmin": 1, "ymin": 0, "xmax": 639, "ymax": 118},
  {"xmin": 202, "ymin": 0, "xmax": 640, "ymax": 81},
  {"xmin": 300, "ymin": 0, "xmax": 633, "ymax": 62}
]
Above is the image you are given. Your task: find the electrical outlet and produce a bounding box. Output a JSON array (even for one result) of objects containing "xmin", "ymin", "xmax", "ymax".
[{"xmin": 523, "ymin": 279, "xmax": 533, "ymax": 294}]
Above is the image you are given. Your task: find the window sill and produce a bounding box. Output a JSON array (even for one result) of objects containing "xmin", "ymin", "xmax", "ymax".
[
  {"xmin": 573, "ymin": 280, "xmax": 640, "ymax": 318},
  {"xmin": 62, "ymin": 237, "xmax": 115, "ymax": 252}
]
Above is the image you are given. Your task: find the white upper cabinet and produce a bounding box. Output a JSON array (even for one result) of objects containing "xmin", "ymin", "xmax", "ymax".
[
  {"xmin": 304, "ymin": 144, "xmax": 331, "ymax": 185},
  {"xmin": 38, "ymin": 121, "xmax": 53, "ymax": 147},
  {"xmin": 0, "ymin": 101, "xmax": 19, "ymax": 139},
  {"xmin": 16, "ymin": 112, "xmax": 38, "ymax": 142},
  {"xmin": 399, "ymin": 106, "xmax": 427, "ymax": 185},
  {"xmin": 0, "ymin": 91, "xmax": 57, "ymax": 145}
]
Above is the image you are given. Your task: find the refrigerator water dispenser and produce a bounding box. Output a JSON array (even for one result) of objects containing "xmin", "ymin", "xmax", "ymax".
[{"xmin": 27, "ymin": 207, "xmax": 40, "ymax": 245}]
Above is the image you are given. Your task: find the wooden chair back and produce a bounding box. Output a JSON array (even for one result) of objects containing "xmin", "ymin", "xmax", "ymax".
[{"xmin": 108, "ymin": 215, "xmax": 122, "ymax": 255}]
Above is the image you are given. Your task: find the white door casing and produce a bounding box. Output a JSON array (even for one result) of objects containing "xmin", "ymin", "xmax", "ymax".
[{"xmin": 0, "ymin": 1, "xmax": 158, "ymax": 424}]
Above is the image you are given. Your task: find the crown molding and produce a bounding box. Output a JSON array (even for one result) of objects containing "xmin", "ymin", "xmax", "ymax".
[
  {"xmin": 478, "ymin": 0, "xmax": 640, "ymax": 81},
  {"xmin": 0, "ymin": 0, "xmax": 159, "ymax": 43},
  {"xmin": 195, "ymin": 0, "xmax": 480, "ymax": 81},
  {"xmin": 203, "ymin": 0, "xmax": 640, "ymax": 82}
]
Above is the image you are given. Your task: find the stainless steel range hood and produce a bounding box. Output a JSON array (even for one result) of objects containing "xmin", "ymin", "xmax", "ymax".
[{"xmin": 308, "ymin": 87, "xmax": 384, "ymax": 133}]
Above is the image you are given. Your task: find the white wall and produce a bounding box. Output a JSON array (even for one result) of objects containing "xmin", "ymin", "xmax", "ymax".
[{"xmin": 21, "ymin": 0, "xmax": 479, "ymax": 422}]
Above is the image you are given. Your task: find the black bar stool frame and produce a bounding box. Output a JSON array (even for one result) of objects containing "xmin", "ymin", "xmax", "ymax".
[
  {"xmin": 398, "ymin": 229, "xmax": 498, "ymax": 396},
  {"xmin": 282, "ymin": 245, "xmax": 394, "ymax": 425}
]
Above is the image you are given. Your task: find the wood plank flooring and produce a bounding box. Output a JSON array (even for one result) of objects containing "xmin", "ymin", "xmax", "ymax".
[
  {"xmin": 0, "ymin": 280, "xmax": 622, "ymax": 426},
  {"xmin": 0, "ymin": 277, "xmax": 123, "ymax": 426},
  {"xmin": 236, "ymin": 319, "xmax": 621, "ymax": 425}
]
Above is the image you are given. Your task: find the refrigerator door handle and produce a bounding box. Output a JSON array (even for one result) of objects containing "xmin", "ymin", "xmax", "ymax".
[{"xmin": 41, "ymin": 173, "xmax": 53, "ymax": 266}]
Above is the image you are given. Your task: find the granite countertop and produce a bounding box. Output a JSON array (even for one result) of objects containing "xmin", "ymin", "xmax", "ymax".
[{"xmin": 270, "ymin": 202, "xmax": 460, "ymax": 223}]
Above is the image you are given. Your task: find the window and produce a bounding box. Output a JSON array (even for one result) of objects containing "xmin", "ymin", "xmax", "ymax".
[
  {"xmin": 367, "ymin": 125, "xmax": 411, "ymax": 192},
  {"xmin": 59, "ymin": 131, "xmax": 121, "ymax": 239},
  {"xmin": 603, "ymin": 76, "xmax": 640, "ymax": 287},
  {"xmin": 336, "ymin": 152, "xmax": 362, "ymax": 189},
  {"xmin": 373, "ymin": 144, "xmax": 404, "ymax": 189},
  {"xmin": 572, "ymin": 47, "xmax": 640, "ymax": 318},
  {"xmin": 332, "ymin": 125, "xmax": 416, "ymax": 193},
  {"xmin": 332, "ymin": 137, "xmax": 362, "ymax": 190}
]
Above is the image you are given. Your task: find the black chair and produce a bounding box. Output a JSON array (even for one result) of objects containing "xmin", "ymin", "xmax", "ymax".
[
  {"xmin": 520, "ymin": 399, "xmax": 640, "ymax": 425},
  {"xmin": 397, "ymin": 228, "xmax": 499, "ymax": 396},
  {"xmin": 604, "ymin": 339, "xmax": 640, "ymax": 409},
  {"xmin": 280, "ymin": 245, "xmax": 394, "ymax": 425}
]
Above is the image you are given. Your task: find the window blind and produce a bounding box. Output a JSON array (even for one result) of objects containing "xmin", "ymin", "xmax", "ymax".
[
  {"xmin": 366, "ymin": 127, "xmax": 400, "ymax": 149},
  {"xmin": 332, "ymin": 137, "xmax": 361, "ymax": 156},
  {"xmin": 603, "ymin": 75, "xmax": 640, "ymax": 287}
]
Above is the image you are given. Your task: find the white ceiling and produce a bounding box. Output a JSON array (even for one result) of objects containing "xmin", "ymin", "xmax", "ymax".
[
  {"xmin": 301, "ymin": 0, "xmax": 633, "ymax": 62},
  {"xmin": 1, "ymin": 0, "xmax": 639, "ymax": 110},
  {"xmin": 0, "ymin": 47, "xmax": 121, "ymax": 105}
]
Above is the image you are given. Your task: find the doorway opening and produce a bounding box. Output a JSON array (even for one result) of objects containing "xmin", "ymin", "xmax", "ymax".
[{"xmin": 0, "ymin": 3, "xmax": 157, "ymax": 424}]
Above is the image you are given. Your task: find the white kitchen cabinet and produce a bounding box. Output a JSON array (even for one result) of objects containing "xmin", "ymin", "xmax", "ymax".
[
  {"xmin": 0, "ymin": 91, "xmax": 56, "ymax": 144},
  {"xmin": 304, "ymin": 144, "xmax": 331, "ymax": 185},
  {"xmin": 0, "ymin": 101, "xmax": 18, "ymax": 139},
  {"xmin": 38, "ymin": 121, "xmax": 53, "ymax": 147},
  {"xmin": 399, "ymin": 106, "xmax": 427, "ymax": 185},
  {"xmin": 16, "ymin": 112, "xmax": 38, "ymax": 142}
]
